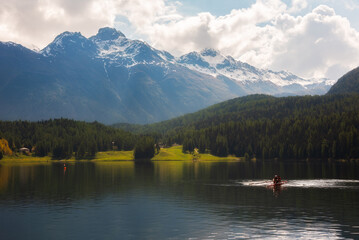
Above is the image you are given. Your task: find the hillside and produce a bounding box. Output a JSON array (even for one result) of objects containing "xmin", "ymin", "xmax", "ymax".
[
  {"xmin": 116, "ymin": 94, "xmax": 359, "ymax": 160},
  {"xmin": 327, "ymin": 66, "xmax": 359, "ymax": 95},
  {"xmin": 118, "ymin": 94, "xmax": 357, "ymax": 133}
]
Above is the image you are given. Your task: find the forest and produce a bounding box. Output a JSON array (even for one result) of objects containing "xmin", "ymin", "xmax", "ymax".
[
  {"xmin": 155, "ymin": 94, "xmax": 359, "ymax": 159},
  {"xmin": 2, "ymin": 94, "xmax": 359, "ymax": 160},
  {"xmin": 0, "ymin": 119, "xmax": 155, "ymax": 160}
]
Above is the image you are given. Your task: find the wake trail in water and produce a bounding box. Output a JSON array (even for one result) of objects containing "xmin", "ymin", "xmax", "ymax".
[
  {"xmin": 238, "ymin": 179, "xmax": 359, "ymax": 189},
  {"xmin": 285, "ymin": 179, "xmax": 359, "ymax": 189},
  {"xmin": 240, "ymin": 180, "xmax": 272, "ymax": 187}
]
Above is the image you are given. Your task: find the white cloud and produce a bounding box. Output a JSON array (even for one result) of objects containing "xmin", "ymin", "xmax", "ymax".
[
  {"xmin": 289, "ymin": 0, "xmax": 308, "ymax": 13},
  {"xmin": 142, "ymin": 1, "xmax": 359, "ymax": 80},
  {"xmin": 0, "ymin": 0, "xmax": 117, "ymax": 49},
  {"xmin": 146, "ymin": 0, "xmax": 287, "ymax": 56},
  {"xmin": 270, "ymin": 5, "xmax": 359, "ymax": 79},
  {"xmin": 0, "ymin": 0, "xmax": 180, "ymax": 48},
  {"xmin": 343, "ymin": 0, "xmax": 359, "ymax": 10},
  {"xmin": 116, "ymin": 0, "xmax": 181, "ymax": 27},
  {"xmin": 0, "ymin": 0, "xmax": 358, "ymax": 79}
]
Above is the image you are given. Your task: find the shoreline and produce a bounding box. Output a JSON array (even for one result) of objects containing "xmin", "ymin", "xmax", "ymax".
[
  {"xmin": 2, "ymin": 146, "xmax": 357, "ymax": 164},
  {"xmin": 0, "ymin": 146, "xmax": 240, "ymax": 163}
]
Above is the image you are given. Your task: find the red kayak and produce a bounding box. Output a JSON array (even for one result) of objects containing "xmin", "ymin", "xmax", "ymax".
[{"xmin": 268, "ymin": 180, "xmax": 287, "ymax": 187}]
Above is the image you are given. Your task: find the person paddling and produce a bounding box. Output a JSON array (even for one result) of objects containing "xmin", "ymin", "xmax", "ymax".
[{"xmin": 273, "ymin": 175, "xmax": 281, "ymax": 184}]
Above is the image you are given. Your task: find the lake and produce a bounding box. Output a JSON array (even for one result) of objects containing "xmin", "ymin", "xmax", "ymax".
[{"xmin": 1, "ymin": 159, "xmax": 359, "ymax": 239}]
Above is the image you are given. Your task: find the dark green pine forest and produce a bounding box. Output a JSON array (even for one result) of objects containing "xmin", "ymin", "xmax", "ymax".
[
  {"xmin": 0, "ymin": 119, "xmax": 137, "ymax": 159},
  {"xmin": 152, "ymin": 94, "xmax": 359, "ymax": 159}
]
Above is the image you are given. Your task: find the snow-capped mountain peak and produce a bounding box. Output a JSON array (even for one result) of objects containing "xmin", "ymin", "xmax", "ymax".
[
  {"xmin": 177, "ymin": 48, "xmax": 333, "ymax": 94},
  {"xmin": 178, "ymin": 51, "xmax": 210, "ymax": 67},
  {"xmin": 36, "ymin": 27, "xmax": 333, "ymax": 96},
  {"xmin": 90, "ymin": 29, "xmax": 174, "ymax": 66},
  {"xmin": 92, "ymin": 27, "xmax": 126, "ymax": 41},
  {"xmin": 48, "ymin": 31, "xmax": 85, "ymax": 49},
  {"xmin": 41, "ymin": 31, "xmax": 95, "ymax": 56},
  {"xmin": 0, "ymin": 41, "xmax": 21, "ymax": 48},
  {"xmin": 200, "ymin": 48, "xmax": 220, "ymax": 57}
]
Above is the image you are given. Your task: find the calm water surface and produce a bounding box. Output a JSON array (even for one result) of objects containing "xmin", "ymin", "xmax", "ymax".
[{"xmin": 1, "ymin": 160, "xmax": 359, "ymax": 239}]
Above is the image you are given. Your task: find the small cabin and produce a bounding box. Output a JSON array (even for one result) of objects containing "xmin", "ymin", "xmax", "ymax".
[{"xmin": 19, "ymin": 147, "xmax": 30, "ymax": 154}]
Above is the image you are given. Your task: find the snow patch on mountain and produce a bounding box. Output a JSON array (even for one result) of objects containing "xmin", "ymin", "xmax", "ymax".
[
  {"xmin": 0, "ymin": 41, "xmax": 21, "ymax": 48},
  {"xmin": 90, "ymin": 28, "xmax": 174, "ymax": 67},
  {"xmin": 41, "ymin": 31, "xmax": 95, "ymax": 57}
]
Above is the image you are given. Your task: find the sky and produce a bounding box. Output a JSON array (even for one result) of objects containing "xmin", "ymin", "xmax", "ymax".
[{"xmin": 1, "ymin": 0, "xmax": 359, "ymax": 80}]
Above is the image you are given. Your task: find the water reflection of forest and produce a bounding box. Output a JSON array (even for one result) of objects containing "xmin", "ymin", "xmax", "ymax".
[{"xmin": 1, "ymin": 160, "xmax": 358, "ymax": 198}]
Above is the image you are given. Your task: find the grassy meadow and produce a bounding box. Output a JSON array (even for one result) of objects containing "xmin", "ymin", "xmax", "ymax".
[{"xmin": 1, "ymin": 146, "xmax": 240, "ymax": 163}]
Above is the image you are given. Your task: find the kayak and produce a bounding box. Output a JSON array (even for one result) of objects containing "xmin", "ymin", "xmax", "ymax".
[{"xmin": 268, "ymin": 181, "xmax": 287, "ymax": 187}]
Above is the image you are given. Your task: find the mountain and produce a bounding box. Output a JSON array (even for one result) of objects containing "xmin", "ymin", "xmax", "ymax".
[
  {"xmin": 0, "ymin": 28, "xmax": 244, "ymax": 124},
  {"xmin": 0, "ymin": 27, "xmax": 334, "ymax": 124},
  {"xmin": 178, "ymin": 48, "xmax": 334, "ymax": 96},
  {"xmin": 327, "ymin": 66, "xmax": 359, "ymax": 95}
]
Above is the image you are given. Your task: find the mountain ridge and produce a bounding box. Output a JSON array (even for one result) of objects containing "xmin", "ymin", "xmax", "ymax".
[
  {"xmin": 0, "ymin": 28, "xmax": 242, "ymax": 124},
  {"xmin": 177, "ymin": 47, "xmax": 334, "ymax": 95},
  {"xmin": 0, "ymin": 27, "xmax": 335, "ymax": 124},
  {"xmin": 327, "ymin": 66, "xmax": 359, "ymax": 95}
]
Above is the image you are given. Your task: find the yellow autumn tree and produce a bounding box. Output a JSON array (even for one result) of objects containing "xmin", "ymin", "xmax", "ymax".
[{"xmin": 0, "ymin": 138, "xmax": 13, "ymax": 157}]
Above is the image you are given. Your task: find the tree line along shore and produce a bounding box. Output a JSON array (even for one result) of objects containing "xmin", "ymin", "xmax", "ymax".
[{"xmin": 1, "ymin": 94, "xmax": 359, "ymax": 162}]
